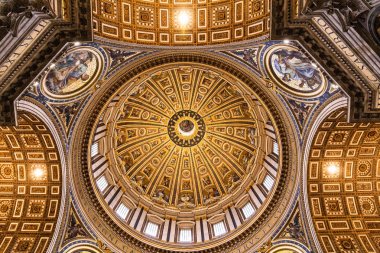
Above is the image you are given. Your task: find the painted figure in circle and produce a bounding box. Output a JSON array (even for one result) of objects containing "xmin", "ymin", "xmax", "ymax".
[
  {"xmin": 179, "ymin": 120, "xmax": 194, "ymax": 133},
  {"xmin": 45, "ymin": 50, "xmax": 94, "ymax": 94},
  {"xmin": 273, "ymin": 49, "xmax": 322, "ymax": 89}
]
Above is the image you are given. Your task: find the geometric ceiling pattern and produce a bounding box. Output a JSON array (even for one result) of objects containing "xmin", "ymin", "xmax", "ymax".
[
  {"xmin": 86, "ymin": 62, "xmax": 283, "ymax": 251},
  {"xmin": 308, "ymin": 109, "xmax": 380, "ymax": 253},
  {"xmin": 109, "ymin": 65, "xmax": 260, "ymax": 209},
  {"xmin": 0, "ymin": 112, "xmax": 62, "ymax": 253},
  {"xmin": 93, "ymin": 0, "xmax": 269, "ymax": 45}
]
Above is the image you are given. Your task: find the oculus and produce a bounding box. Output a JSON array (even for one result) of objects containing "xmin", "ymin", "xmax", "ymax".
[
  {"xmin": 168, "ymin": 110, "xmax": 205, "ymax": 147},
  {"xmin": 41, "ymin": 47, "xmax": 102, "ymax": 99},
  {"xmin": 265, "ymin": 45, "xmax": 326, "ymax": 97}
]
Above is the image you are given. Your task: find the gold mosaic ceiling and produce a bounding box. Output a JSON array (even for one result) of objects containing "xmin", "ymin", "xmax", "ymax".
[
  {"xmin": 111, "ymin": 65, "xmax": 259, "ymax": 209},
  {"xmin": 87, "ymin": 61, "xmax": 282, "ymax": 250},
  {"xmin": 308, "ymin": 109, "xmax": 380, "ymax": 252},
  {"xmin": 92, "ymin": 0, "xmax": 270, "ymax": 45},
  {"xmin": 0, "ymin": 113, "xmax": 62, "ymax": 253}
]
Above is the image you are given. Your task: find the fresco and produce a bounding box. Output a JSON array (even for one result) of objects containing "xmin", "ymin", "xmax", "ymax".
[
  {"xmin": 266, "ymin": 45, "xmax": 326, "ymax": 97},
  {"xmin": 42, "ymin": 48, "xmax": 102, "ymax": 98}
]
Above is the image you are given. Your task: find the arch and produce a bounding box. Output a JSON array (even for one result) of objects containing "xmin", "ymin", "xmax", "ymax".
[
  {"xmin": 304, "ymin": 98, "xmax": 380, "ymax": 252},
  {"xmin": 0, "ymin": 106, "xmax": 65, "ymax": 252},
  {"xmin": 300, "ymin": 96, "xmax": 347, "ymax": 252},
  {"xmin": 16, "ymin": 99, "xmax": 68, "ymax": 253}
]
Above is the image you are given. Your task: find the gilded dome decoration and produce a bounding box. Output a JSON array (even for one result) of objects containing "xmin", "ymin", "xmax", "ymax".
[
  {"xmin": 3, "ymin": 0, "xmax": 380, "ymax": 249},
  {"xmin": 107, "ymin": 64, "xmax": 260, "ymax": 210},
  {"xmin": 77, "ymin": 54, "xmax": 294, "ymax": 251}
]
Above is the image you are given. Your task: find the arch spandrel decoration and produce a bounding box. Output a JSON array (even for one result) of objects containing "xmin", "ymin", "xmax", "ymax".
[
  {"xmin": 307, "ymin": 109, "xmax": 380, "ymax": 252},
  {"xmin": 69, "ymin": 52, "xmax": 299, "ymax": 253},
  {"xmin": 41, "ymin": 47, "xmax": 104, "ymax": 99},
  {"xmin": 0, "ymin": 112, "xmax": 62, "ymax": 253},
  {"xmin": 264, "ymin": 44, "xmax": 327, "ymax": 98}
]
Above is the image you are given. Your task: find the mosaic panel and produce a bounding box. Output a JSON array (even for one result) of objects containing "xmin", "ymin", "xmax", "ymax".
[
  {"xmin": 265, "ymin": 44, "xmax": 327, "ymax": 98},
  {"xmin": 41, "ymin": 47, "xmax": 103, "ymax": 99}
]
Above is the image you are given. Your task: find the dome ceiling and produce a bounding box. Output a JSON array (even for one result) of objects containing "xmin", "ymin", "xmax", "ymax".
[
  {"xmin": 69, "ymin": 53, "xmax": 296, "ymax": 252},
  {"xmin": 105, "ymin": 64, "xmax": 261, "ymax": 211},
  {"xmin": 92, "ymin": 0, "xmax": 270, "ymax": 46}
]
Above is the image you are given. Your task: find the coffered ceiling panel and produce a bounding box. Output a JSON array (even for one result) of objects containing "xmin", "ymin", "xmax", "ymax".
[
  {"xmin": 0, "ymin": 112, "xmax": 62, "ymax": 253},
  {"xmin": 308, "ymin": 109, "xmax": 380, "ymax": 252},
  {"xmin": 92, "ymin": 0, "xmax": 270, "ymax": 46}
]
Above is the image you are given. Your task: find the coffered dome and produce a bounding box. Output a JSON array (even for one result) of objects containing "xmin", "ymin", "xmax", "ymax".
[
  {"xmin": 76, "ymin": 55, "xmax": 292, "ymax": 252},
  {"xmin": 94, "ymin": 64, "xmax": 266, "ymax": 213}
]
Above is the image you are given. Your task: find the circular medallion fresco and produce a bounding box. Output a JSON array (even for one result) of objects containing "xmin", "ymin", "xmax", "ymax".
[
  {"xmin": 265, "ymin": 45, "xmax": 326, "ymax": 97},
  {"xmin": 41, "ymin": 47, "xmax": 102, "ymax": 99}
]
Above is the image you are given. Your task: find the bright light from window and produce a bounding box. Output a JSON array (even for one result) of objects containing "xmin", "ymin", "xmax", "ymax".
[
  {"xmin": 283, "ymin": 39, "xmax": 290, "ymax": 44},
  {"xmin": 96, "ymin": 176, "xmax": 108, "ymax": 192},
  {"xmin": 273, "ymin": 141, "xmax": 279, "ymax": 155},
  {"xmin": 33, "ymin": 167, "xmax": 44, "ymax": 179},
  {"xmin": 177, "ymin": 10, "xmax": 190, "ymax": 27},
  {"xmin": 145, "ymin": 222, "xmax": 159, "ymax": 237},
  {"xmin": 213, "ymin": 221, "xmax": 226, "ymax": 237},
  {"xmin": 263, "ymin": 174, "xmax": 274, "ymax": 191},
  {"xmin": 179, "ymin": 228, "xmax": 192, "ymax": 242},
  {"xmin": 116, "ymin": 203, "xmax": 129, "ymax": 219},
  {"xmin": 327, "ymin": 164, "xmax": 339, "ymax": 175},
  {"xmin": 242, "ymin": 202, "xmax": 255, "ymax": 219},
  {"xmin": 91, "ymin": 142, "xmax": 99, "ymax": 157}
]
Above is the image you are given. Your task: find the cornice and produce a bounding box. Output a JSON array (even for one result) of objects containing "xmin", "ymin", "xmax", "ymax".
[{"xmin": 0, "ymin": 0, "xmax": 92, "ymax": 125}]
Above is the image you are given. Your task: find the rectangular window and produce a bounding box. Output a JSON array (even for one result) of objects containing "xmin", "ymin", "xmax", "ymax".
[
  {"xmin": 96, "ymin": 175, "xmax": 108, "ymax": 192},
  {"xmin": 273, "ymin": 141, "xmax": 279, "ymax": 155},
  {"xmin": 263, "ymin": 174, "xmax": 274, "ymax": 191},
  {"xmin": 116, "ymin": 203, "xmax": 129, "ymax": 219},
  {"xmin": 179, "ymin": 228, "xmax": 192, "ymax": 242},
  {"xmin": 91, "ymin": 142, "xmax": 99, "ymax": 157},
  {"xmin": 213, "ymin": 221, "xmax": 227, "ymax": 237},
  {"xmin": 242, "ymin": 202, "xmax": 255, "ymax": 219},
  {"xmin": 145, "ymin": 222, "xmax": 159, "ymax": 237}
]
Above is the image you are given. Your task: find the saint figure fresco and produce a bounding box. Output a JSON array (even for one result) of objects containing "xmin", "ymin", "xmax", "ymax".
[
  {"xmin": 270, "ymin": 48, "xmax": 323, "ymax": 93},
  {"xmin": 44, "ymin": 49, "xmax": 98, "ymax": 96}
]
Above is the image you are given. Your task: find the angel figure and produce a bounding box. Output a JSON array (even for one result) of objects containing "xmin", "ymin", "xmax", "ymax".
[
  {"xmin": 66, "ymin": 214, "xmax": 87, "ymax": 240},
  {"xmin": 130, "ymin": 175, "xmax": 145, "ymax": 194},
  {"xmin": 178, "ymin": 194, "xmax": 195, "ymax": 209},
  {"xmin": 97, "ymin": 240, "xmax": 113, "ymax": 253}
]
